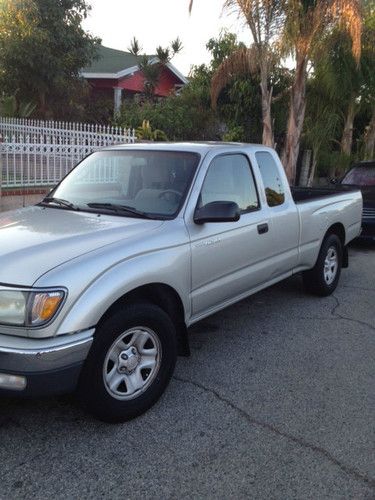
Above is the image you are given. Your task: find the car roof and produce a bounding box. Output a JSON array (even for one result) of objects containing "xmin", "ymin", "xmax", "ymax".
[
  {"xmin": 352, "ymin": 161, "xmax": 375, "ymax": 168},
  {"xmin": 102, "ymin": 141, "xmax": 274, "ymax": 155}
]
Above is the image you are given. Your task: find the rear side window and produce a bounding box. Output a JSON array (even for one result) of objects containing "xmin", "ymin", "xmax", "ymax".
[
  {"xmin": 255, "ymin": 151, "xmax": 285, "ymax": 207},
  {"xmin": 342, "ymin": 165, "xmax": 375, "ymax": 186},
  {"xmin": 200, "ymin": 154, "xmax": 259, "ymax": 213}
]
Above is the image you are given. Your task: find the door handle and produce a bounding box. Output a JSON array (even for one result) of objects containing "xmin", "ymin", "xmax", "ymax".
[{"xmin": 257, "ymin": 223, "xmax": 269, "ymax": 235}]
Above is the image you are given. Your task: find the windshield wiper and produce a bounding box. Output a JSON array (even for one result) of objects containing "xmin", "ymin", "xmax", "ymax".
[
  {"xmin": 40, "ymin": 197, "xmax": 79, "ymax": 211},
  {"xmin": 86, "ymin": 202, "xmax": 158, "ymax": 219}
]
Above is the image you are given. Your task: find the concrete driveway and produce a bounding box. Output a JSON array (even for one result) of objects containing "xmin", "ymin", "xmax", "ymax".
[{"xmin": 1, "ymin": 243, "xmax": 374, "ymax": 499}]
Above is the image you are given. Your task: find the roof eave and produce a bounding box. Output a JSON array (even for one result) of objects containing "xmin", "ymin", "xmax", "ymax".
[{"xmin": 81, "ymin": 58, "xmax": 187, "ymax": 84}]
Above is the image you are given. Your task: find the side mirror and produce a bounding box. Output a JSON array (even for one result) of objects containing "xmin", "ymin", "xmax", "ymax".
[{"xmin": 194, "ymin": 201, "xmax": 240, "ymax": 224}]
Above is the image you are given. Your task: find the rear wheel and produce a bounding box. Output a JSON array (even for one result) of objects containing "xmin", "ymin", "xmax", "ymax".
[
  {"xmin": 78, "ymin": 302, "xmax": 177, "ymax": 422},
  {"xmin": 302, "ymin": 233, "xmax": 343, "ymax": 296}
]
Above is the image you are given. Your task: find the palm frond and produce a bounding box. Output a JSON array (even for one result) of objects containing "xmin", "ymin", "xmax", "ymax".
[
  {"xmin": 281, "ymin": 0, "xmax": 363, "ymax": 62},
  {"xmin": 224, "ymin": 0, "xmax": 285, "ymax": 45},
  {"xmin": 128, "ymin": 36, "xmax": 142, "ymax": 56},
  {"xmin": 171, "ymin": 37, "xmax": 183, "ymax": 55},
  {"xmin": 329, "ymin": 0, "xmax": 362, "ymax": 63},
  {"xmin": 210, "ymin": 46, "xmax": 258, "ymax": 108},
  {"xmin": 156, "ymin": 46, "xmax": 170, "ymax": 65}
]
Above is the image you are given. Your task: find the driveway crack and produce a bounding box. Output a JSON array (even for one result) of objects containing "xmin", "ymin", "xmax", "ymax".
[
  {"xmin": 342, "ymin": 285, "xmax": 375, "ymax": 293},
  {"xmin": 174, "ymin": 375, "xmax": 375, "ymax": 489},
  {"xmin": 331, "ymin": 295, "xmax": 375, "ymax": 333}
]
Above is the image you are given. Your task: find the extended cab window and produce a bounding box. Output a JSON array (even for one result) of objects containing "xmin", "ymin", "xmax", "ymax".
[
  {"xmin": 255, "ymin": 151, "xmax": 285, "ymax": 207},
  {"xmin": 199, "ymin": 154, "xmax": 259, "ymax": 213}
]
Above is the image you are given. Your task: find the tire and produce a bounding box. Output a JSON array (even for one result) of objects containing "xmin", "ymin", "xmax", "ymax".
[
  {"xmin": 302, "ymin": 233, "xmax": 343, "ymax": 296},
  {"xmin": 77, "ymin": 302, "xmax": 177, "ymax": 423}
]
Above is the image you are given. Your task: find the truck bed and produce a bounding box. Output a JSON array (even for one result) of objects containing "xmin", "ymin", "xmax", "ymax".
[{"xmin": 291, "ymin": 186, "xmax": 359, "ymax": 203}]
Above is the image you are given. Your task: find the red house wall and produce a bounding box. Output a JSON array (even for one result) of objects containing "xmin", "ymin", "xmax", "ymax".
[{"xmin": 87, "ymin": 67, "xmax": 182, "ymax": 97}]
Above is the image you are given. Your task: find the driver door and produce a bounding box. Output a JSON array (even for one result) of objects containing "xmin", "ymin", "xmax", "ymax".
[{"xmin": 185, "ymin": 153, "xmax": 275, "ymax": 318}]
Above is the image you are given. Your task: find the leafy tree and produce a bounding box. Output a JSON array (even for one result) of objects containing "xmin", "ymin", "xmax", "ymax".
[
  {"xmin": 117, "ymin": 31, "xmax": 291, "ymax": 144},
  {"xmin": 116, "ymin": 71, "xmax": 219, "ymax": 141},
  {"xmin": 205, "ymin": 31, "xmax": 292, "ymax": 145},
  {"xmin": 0, "ymin": 0, "xmax": 100, "ymax": 118},
  {"xmin": 0, "ymin": 92, "xmax": 36, "ymax": 117}
]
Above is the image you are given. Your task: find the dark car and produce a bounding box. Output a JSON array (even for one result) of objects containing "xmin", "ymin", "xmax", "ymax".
[{"xmin": 337, "ymin": 161, "xmax": 375, "ymax": 240}]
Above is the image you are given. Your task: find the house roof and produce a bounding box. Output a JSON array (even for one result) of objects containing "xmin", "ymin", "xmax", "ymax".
[
  {"xmin": 82, "ymin": 45, "xmax": 154, "ymax": 74},
  {"xmin": 81, "ymin": 45, "xmax": 187, "ymax": 84}
]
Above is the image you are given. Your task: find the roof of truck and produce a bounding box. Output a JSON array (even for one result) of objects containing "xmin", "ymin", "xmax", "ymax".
[{"xmin": 103, "ymin": 142, "xmax": 273, "ymax": 154}]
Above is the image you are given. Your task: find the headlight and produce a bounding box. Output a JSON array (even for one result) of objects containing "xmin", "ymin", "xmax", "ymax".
[
  {"xmin": 0, "ymin": 289, "xmax": 65, "ymax": 327},
  {"xmin": 0, "ymin": 291, "xmax": 27, "ymax": 326}
]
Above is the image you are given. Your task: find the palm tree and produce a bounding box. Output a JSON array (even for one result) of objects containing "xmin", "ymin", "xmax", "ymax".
[
  {"xmin": 280, "ymin": 0, "xmax": 362, "ymax": 183},
  {"xmin": 318, "ymin": 29, "xmax": 366, "ymax": 158},
  {"xmin": 128, "ymin": 37, "xmax": 183, "ymax": 100},
  {"xmin": 190, "ymin": 0, "xmax": 284, "ymax": 147}
]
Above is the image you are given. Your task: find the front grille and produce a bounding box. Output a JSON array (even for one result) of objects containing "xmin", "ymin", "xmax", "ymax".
[{"xmin": 362, "ymin": 207, "xmax": 375, "ymax": 220}]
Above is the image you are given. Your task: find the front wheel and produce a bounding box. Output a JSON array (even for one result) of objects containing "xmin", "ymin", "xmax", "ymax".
[
  {"xmin": 77, "ymin": 302, "xmax": 177, "ymax": 422},
  {"xmin": 302, "ymin": 233, "xmax": 343, "ymax": 296}
]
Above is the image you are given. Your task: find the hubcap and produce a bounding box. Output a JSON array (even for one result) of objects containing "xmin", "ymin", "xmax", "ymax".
[
  {"xmin": 324, "ymin": 246, "xmax": 338, "ymax": 285},
  {"xmin": 103, "ymin": 327, "xmax": 161, "ymax": 400}
]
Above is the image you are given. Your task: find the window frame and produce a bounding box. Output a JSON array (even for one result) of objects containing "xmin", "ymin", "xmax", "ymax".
[
  {"xmin": 255, "ymin": 150, "xmax": 286, "ymax": 208},
  {"xmin": 196, "ymin": 152, "xmax": 261, "ymax": 216},
  {"xmin": 48, "ymin": 149, "xmax": 201, "ymax": 220}
]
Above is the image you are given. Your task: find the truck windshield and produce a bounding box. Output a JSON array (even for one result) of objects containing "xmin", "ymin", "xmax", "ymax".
[
  {"xmin": 342, "ymin": 166, "xmax": 375, "ymax": 186},
  {"xmin": 48, "ymin": 150, "xmax": 200, "ymax": 218}
]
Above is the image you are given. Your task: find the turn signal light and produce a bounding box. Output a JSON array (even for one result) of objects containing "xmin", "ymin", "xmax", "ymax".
[{"xmin": 31, "ymin": 291, "xmax": 64, "ymax": 326}]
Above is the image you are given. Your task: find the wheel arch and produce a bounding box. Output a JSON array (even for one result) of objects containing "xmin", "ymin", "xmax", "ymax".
[
  {"xmin": 325, "ymin": 222, "xmax": 345, "ymax": 246},
  {"xmin": 324, "ymin": 222, "xmax": 348, "ymax": 267},
  {"xmin": 97, "ymin": 283, "xmax": 190, "ymax": 357}
]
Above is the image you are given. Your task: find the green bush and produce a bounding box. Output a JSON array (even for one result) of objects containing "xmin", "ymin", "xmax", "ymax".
[{"xmin": 116, "ymin": 84, "xmax": 220, "ymax": 141}]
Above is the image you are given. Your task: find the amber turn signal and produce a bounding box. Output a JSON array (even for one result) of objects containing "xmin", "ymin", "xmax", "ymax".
[{"xmin": 31, "ymin": 291, "xmax": 64, "ymax": 326}]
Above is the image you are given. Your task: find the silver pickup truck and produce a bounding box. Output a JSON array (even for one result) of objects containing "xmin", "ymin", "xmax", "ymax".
[{"xmin": 0, "ymin": 143, "xmax": 362, "ymax": 421}]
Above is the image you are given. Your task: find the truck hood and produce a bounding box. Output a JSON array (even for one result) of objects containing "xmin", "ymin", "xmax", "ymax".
[{"xmin": 0, "ymin": 206, "xmax": 163, "ymax": 286}]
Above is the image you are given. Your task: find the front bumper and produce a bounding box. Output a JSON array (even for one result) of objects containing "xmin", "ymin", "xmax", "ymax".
[{"xmin": 0, "ymin": 329, "xmax": 94, "ymax": 397}]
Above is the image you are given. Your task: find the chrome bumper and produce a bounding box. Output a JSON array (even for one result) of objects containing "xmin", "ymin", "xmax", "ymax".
[{"xmin": 0, "ymin": 329, "xmax": 94, "ymax": 373}]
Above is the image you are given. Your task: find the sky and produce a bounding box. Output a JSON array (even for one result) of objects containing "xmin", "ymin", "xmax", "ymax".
[{"xmin": 83, "ymin": 0, "xmax": 251, "ymax": 76}]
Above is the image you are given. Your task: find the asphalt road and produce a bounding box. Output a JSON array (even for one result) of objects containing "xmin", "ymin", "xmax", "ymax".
[{"xmin": 1, "ymin": 243, "xmax": 374, "ymax": 500}]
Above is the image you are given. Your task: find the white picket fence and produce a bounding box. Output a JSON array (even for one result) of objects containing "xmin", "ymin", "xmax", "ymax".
[{"xmin": 0, "ymin": 117, "xmax": 136, "ymax": 188}]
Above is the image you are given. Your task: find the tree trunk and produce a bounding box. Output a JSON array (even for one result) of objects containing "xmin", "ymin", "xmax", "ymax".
[
  {"xmin": 38, "ymin": 91, "xmax": 47, "ymax": 119},
  {"xmin": 260, "ymin": 65, "xmax": 274, "ymax": 147},
  {"xmin": 364, "ymin": 105, "xmax": 375, "ymax": 159},
  {"xmin": 307, "ymin": 149, "xmax": 318, "ymax": 187},
  {"xmin": 340, "ymin": 98, "xmax": 356, "ymax": 156},
  {"xmin": 281, "ymin": 55, "xmax": 308, "ymax": 185},
  {"xmin": 299, "ymin": 149, "xmax": 312, "ymax": 186}
]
